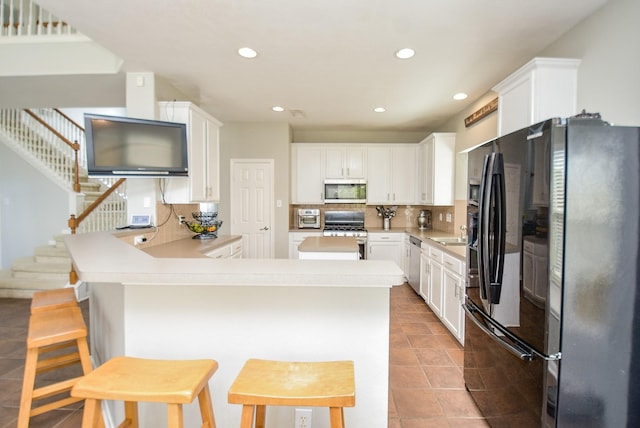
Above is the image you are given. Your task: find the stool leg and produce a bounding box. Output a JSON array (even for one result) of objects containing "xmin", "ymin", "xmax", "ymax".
[
  {"xmin": 17, "ymin": 348, "xmax": 39, "ymax": 428},
  {"xmin": 167, "ymin": 403, "xmax": 184, "ymax": 428},
  {"xmin": 197, "ymin": 384, "xmax": 216, "ymax": 428},
  {"xmin": 77, "ymin": 336, "xmax": 93, "ymax": 375},
  {"xmin": 81, "ymin": 398, "xmax": 105, "ymax": 428},
  {"xmin": 255, "ymin": 405, "xmax": 266, "ymax": 428},
  {"xmin": 124, "ymin": 401, "xmax": 139, "ymax": 428},
  {"xmin": 329, "ymin": 407, "xmax": 345, "ymax": 428},
  {"xmin": 240, "ymin": 405, "xmax": 254, "ymax": 428}
]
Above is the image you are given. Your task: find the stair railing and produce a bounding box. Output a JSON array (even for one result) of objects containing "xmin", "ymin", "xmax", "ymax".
[
  {"xmin": 22, "ymin": 109, "xmax": 82, "ymax": 192},
  {"xmin": 68, "ymin": 177, "xmax": 127, "ymax": 283},
  {"xmin": 1, "ymin": 0, "xmax": 78, "ymax": 37}
]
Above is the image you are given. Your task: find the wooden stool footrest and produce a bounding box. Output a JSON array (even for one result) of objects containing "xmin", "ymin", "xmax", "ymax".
[
  {"xmin": 31, "ymin": 395, "xmax": 84, "ymax": 418},
  {"xmin": 36, "ymin": 351, "xmax": 82, "ymax": 374},
  {"xmin": 32, "ymin": 376, "xmax": 81, "ymax": 400}
]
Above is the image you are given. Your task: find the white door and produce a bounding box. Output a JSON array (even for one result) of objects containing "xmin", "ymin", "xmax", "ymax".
[{"xmin": 230, "ymin": 159, "xmax": 274, "ymax": 258}]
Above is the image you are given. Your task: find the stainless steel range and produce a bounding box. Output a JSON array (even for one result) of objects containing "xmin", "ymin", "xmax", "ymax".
[{"xmin": 323, "ymin": 210, "xmax": 367, "ymax": 259}]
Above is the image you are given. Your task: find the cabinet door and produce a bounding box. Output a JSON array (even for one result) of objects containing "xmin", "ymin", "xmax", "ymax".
[
  {"xmin": 442, "ymin": 269, "xmax": 464, "ymax": 343},
  {"xmin": 391, "ymin": 145, "xmax": 417, "ymax": 204},
  {"xmin": 421, "ymin": 137, "xmax": 434, "ymax": 204},
  {"xmin": 190, "ymin": 111, "xmax": 220, "ymax": 202},
  {"xmin": 292, "ymin": 145, "xmax": 324, "ymax": 204},
  {"xmin": 427, "ymin": 258, "xmax": 443, "ymax": 317},
  {"xmin": 419, "ymin": 134, "xmax": 455, "ymax": 206},
  {"xmin": 368, "ymin": 240, "xmax": 402, "ymax": 270},
  {"xmin": 325, "ymin": 147, "xmax": 366, "ymax": 178},
  {"xmin": 346, "ymin": 147, "xmax": 366, "ymax": 178},
  {"xmin": 366, "ymin": 146, "xmax": 392, "ymax": 203},
  {"xmin": 157, "ymin": 102, "xmax": 221, "ymax": 203},
  {"xmin": 420, "ymin": 253, "xmax": 429, "ymax": 301}
]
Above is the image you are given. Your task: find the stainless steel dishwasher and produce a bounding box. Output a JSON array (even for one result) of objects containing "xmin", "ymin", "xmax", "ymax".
[{"xmin": 407, "ymin": 235, "xmax": 422, "ymax": 294}]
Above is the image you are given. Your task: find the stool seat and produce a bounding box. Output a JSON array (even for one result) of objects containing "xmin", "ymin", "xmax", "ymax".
[
  {"xmin": 72, "ymin": 356, "xmax": 218, "ymax": 428},
  {"xmin": 27, "ymin": 305, "xmax": 87, "ymax": 348},
  {"xmin": 30, "ymin": 288, "xmax": 77, "ymax": 313},
  {"xmin": 228, "ymin": 359, "xmax": 355, "ymax": 428}
]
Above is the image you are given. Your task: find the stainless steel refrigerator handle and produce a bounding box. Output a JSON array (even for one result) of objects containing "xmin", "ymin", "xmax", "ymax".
[
  {"xmin": 463, "ymin": 302, "xmax": 561, "ymax": 362},
  {"xmin": 477, "ymin": 155, "xmax": 491, "ymax": 302}
]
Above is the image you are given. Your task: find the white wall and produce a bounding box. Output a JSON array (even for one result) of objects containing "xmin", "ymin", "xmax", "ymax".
[
  {"xmin": 0, "ymin": 143, "xmax": 69, "ymax": 269},
  {"xmin": 539, "ymin": 0, "xmax": 640, "ymax": 126},
  {"xmin": 219, "ymin": 123, "xmax": 291, "ymax": 258}
]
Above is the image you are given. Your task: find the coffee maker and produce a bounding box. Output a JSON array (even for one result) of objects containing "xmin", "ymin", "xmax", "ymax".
[{"xmin": 417, "ymin": 210, "xmax": 432, "ymax": 230}]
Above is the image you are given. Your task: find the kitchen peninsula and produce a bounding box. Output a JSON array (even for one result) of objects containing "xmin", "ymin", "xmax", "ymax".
[{"xmin": 64, "ymin": 231, "xmax": 404, "ymax": 428}]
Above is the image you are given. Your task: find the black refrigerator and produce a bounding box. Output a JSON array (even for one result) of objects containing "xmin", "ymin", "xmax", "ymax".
[{"xmin": 463, "ymin": 115, "xmax": 640, "ymax": 427}]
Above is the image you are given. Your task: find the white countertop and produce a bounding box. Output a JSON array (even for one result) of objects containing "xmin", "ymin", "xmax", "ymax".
[
  {"xmin": 298, "ymin": 236, "xmax": 359, "ymax": 253},
  {"xmin": 64, "ymin": 232, "xmax": 404, "ymax": 287}
]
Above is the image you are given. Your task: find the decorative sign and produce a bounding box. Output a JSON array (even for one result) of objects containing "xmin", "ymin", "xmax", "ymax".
[{"xmin": 464, "ymin": 97, "xmax": 498, "ymax": 127}]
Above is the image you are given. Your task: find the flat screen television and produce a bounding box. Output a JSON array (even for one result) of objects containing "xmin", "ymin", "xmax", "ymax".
[{"xmin": 84, "ymin": 113, "xmax": 188, "ymax": 177}]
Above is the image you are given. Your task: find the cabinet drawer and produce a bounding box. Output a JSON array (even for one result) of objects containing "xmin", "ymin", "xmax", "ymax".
[
  {"xmin": 231, "ymin": 240, "xmax": 243, "ymax": 257},
  {"xmin": 443, "ymin": 253, "xmax": 463, "ymax": 275},
  {"xmin": 427, "ymin": 246, "xmax": 443, "ymax": 263},
  {"xmin": 206, "ymin": 245, "xmax": 230, "ymax": 259},
  {"xmin": 369, "ymin": 233, "xmax": 403, "ymax": 242}
]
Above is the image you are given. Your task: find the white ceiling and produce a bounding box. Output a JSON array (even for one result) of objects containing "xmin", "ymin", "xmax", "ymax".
[{"xmin": 34, "ymin": 0, "xmax": 607, "ymax": 133}]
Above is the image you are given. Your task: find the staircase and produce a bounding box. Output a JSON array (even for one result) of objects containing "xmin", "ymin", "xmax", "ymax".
[
  {"xmin": 0, "ymin": 108, "xmax": 127, "ymax": 298},
  {"xmin": 0, "ymin": 236, "xmax": 72, "ymax": 298}
]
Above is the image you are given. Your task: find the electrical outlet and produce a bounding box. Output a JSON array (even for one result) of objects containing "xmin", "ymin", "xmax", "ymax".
[
  {"xmin": 134, "ymin": 235, "xmax": 146, "ymax": 246},
  {"xmin": 446, "ymin": 213, "xmax": 452, "ymax": 223},
  {"xmin": 294, "ymin": 408, "xmax": 312, "ymax": 428},
  {"xmin": 178, "ymin": 215, "xmax": 186, "ymax": 225}
]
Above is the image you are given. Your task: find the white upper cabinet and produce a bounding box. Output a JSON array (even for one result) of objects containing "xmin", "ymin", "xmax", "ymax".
[
  {"xmin": 366, "ymin": 145, "xmax": 417, "ymax": 205},
  {"xmin": 418, "ymin": 133, "xmax": 455, "ymax": 206},
  {"xmin": 325, "ymin": 146, "xmax": 366, "ymax": 179},
  {"xmin": 158, "ymin": 102, "xmax": 222, "ymax": 203},
  {"xmin": 493, "ymin": 57, "xmax": 581, "ymax": 136},
  {"xmin": 291, "ymin": 144, "xmax": 325, "ymax": 204}
]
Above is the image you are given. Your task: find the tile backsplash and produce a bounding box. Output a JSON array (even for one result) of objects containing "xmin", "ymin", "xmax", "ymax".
[{"xmin": 290, "ymin": 204, "xmax": 460, "ymax": 232}]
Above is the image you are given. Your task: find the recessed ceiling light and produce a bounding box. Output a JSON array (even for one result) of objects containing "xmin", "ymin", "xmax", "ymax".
[
  {"xmin": 453, "ymin": 92, "xmax": 468, "ymax": 100},
  {"xmin": 238, "ymin": 47, "xmax": 258, "ymax": 58},
  {"xmin": 272, "ymin": 106, "xmax": 285, "ymax": 112},
  {"xmin": 374, "ymin": 107, "xmax": 386, "ymax": 113},
  {"xmin": 395, "ymin": 48, "xmax": 415, "ymax": 59}
]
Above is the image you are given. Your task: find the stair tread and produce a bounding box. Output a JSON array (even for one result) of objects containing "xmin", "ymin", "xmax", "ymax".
[
  {"xmin": 34, "ymin": 245, "xmax": 70, "ymax": 258},
  {"xmin": 12, "ymin": 257, "xmax": 71, "ymax": 273}
]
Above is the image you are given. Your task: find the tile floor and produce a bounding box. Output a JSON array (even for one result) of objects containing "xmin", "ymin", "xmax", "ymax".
[
  {"xmin": 0, "ymin": 284, "xmax": 488, "ymax": 427},
  {"xmin": 388, "ymin": 284, "xmax": 488, "ymax": 428}
]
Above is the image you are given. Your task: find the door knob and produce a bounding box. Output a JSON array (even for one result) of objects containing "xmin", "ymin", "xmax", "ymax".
[{"xmin": 260, "ymin": 226, "xmax": 270, "ymax": 231}]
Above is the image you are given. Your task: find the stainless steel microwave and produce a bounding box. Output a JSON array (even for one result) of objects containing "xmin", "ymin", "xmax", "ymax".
[{"xmin": 324, "ymin": 179, "xmax": 367, "ymax": 204}]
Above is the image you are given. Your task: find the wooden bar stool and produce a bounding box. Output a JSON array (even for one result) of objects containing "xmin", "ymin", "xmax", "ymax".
[
  {"xmin": 18, "ymin": 305, "xmax": 93, "ymax": 428},
  {"xmin": 30, "ymin": 287, "xmax": 77, "ymax": 314},
  {"xmin": 71, "ymin": 356, "xmax": 218, "ymax": 428},
  {"xmin": 228, "ymin": 359, "xmax": 355, "ymax": 428}
]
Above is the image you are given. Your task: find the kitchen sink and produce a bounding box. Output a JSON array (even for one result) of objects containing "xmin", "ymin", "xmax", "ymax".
[{"xmin": 428, "ymin": 237, "xmax": 467, "ymax": 246}]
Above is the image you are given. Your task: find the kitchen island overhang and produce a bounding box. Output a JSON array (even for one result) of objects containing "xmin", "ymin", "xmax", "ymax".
[{"xmin": 64, "ymin": 232, "xmax": 403, "ymax": 428}]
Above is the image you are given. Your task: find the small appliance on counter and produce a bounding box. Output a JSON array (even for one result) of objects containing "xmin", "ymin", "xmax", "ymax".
[
  {"xmin": 297, "ymin": 208, "xmax": 321, "ymax": 229},
  {"xmin": 417, "ymin": 210, "xmax": 432, "ymax": 230}
]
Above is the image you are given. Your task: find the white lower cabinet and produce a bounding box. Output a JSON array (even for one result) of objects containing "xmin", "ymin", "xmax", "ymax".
[
  {"xmin": 441, "ymin": 253, "xmax": 465, "ymax": 344},
  {"xmin": 205, "ymin": 239, "xmax": 243, "ymax": 259},
  {"xmin": 425, "ymin": 244, "xmax": 444, "ymax": 317},
  {"xmin": 288, "ymin": 231, "xmax": 322, "ymax": 259},
  {"xmin": 367, "ymin": 232, "xmax": 403, "ymax": 273},
  {"xmin": 421, "ymin": 242, "xmax": 465, "ymax": 345}
]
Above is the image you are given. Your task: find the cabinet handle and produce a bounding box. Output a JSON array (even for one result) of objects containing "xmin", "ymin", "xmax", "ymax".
[{"xmin": 260, "ymin": 226, "xmax": 270, "ymax": 231}]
